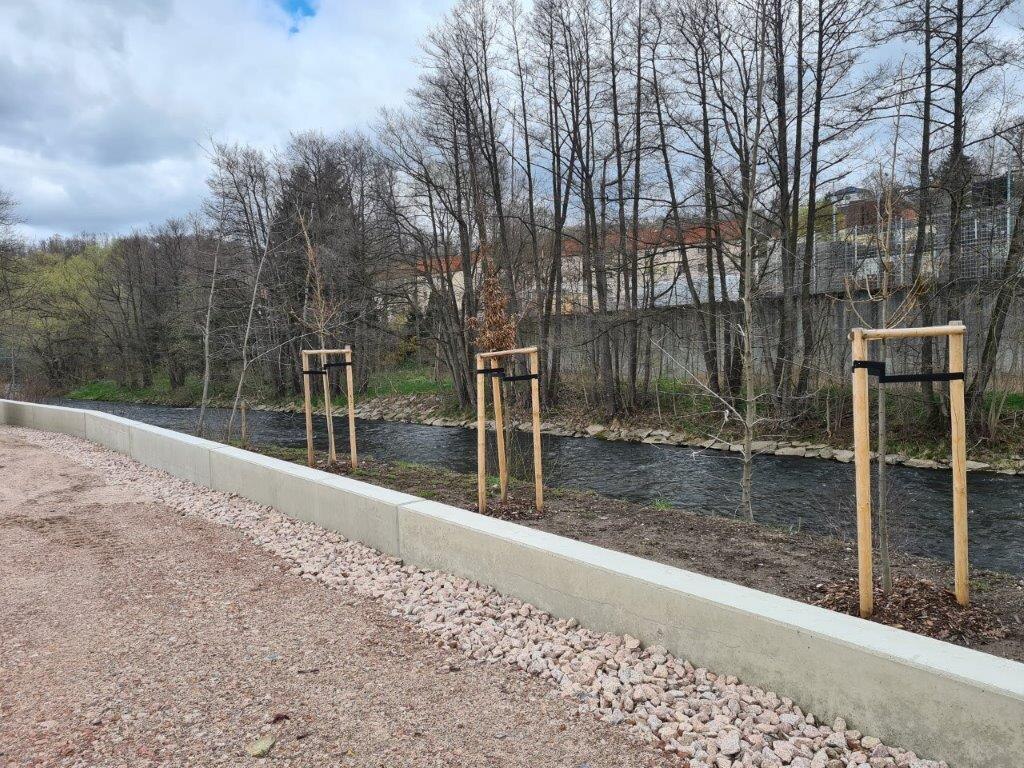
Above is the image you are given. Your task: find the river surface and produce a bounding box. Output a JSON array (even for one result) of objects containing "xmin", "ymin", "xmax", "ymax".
[{"xmin": 53, "ymin": 399, "xmax": 1024, "ymax": 575}]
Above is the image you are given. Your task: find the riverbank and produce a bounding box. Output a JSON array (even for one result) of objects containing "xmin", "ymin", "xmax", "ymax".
[
  {"xmin": 251, "ymin": 441, "xmax": 1023, "ymax": 662},
  {"xmin": 65, "ymin": 379, "xmax": 1024, "ymax": 476}
]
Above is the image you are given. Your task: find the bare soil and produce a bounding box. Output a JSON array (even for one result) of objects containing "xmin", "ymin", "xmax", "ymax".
[
  {"xmin": 323, "ymin": 454, "xmax": 1024, "ymax": 662},
  {"xmin": 0, "ymin": 430, "xmax": 673, "ymax": 768}
]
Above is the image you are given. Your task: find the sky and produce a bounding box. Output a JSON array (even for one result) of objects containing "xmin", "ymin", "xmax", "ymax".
[{"xmin": 1, "ymin": 0, "xmax": 455, "ymax": 240}]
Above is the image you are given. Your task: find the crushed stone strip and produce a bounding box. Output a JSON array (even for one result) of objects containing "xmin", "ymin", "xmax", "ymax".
[{"xmin": 14, "ymin": 427, "xmax": 947, "ymax": 768}]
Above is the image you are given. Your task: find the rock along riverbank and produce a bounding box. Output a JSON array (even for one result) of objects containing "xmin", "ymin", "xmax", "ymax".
[{"xmin": 247, "ymin": 393, "xmax": 1020, "ymax": 476}]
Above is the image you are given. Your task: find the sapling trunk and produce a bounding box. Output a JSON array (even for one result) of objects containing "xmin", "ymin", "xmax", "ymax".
[
  {"xmin": 197, "ymin": 235, "xmax": 221, "ymax": 437},
  {"xmin": 877, "ymin": 339, "xmax": 892, "ymax": 594}
]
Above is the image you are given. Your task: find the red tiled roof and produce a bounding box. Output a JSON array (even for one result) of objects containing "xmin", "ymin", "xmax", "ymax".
[{"xmin": 416, "ymin": 253, "xmax": 469, "ymax": 274}]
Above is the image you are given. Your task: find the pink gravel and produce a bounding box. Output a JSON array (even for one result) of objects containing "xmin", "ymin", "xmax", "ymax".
[
  {"xmin": 0, "ymin": 426, "xmax": 949, "ymax": 768},
  {"xmin": 0, "ymin": 427, "xmax": 670, "ymax": 767}
]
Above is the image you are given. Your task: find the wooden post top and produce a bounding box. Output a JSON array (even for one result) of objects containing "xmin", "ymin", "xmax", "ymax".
[
  {"xmin": 477, "ymin": 346, "xmax": 539, "ymax": 360},
  {"xmin": 302, "ymin": 347, "xmax": 352, "ymax": 356},
  {"xmin": 848, "ymin": 323, "xmax": 965, "ymax": 342}
]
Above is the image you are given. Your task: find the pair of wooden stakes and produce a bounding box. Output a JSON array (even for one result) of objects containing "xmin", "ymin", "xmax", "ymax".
[
  {"xmin": 301, "ymin": 347, "xmax": 358, "ymax": 469},
  {"xmin": 850, "ymin": 322, "xmax": 969, "ymax": 618},
  {"xmin": 475, "ymin": 346, "xmax": 544, "ymax": 514},
  {"xmin": 301, "ymin": 344, "xmax": 545, "ymax": 514}
]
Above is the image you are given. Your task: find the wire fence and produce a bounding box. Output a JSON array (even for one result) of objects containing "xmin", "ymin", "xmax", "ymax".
[
  {"xmin": 549, "ymin": 200, "xmax": 1023, "ymax": 313},
  {"xmin": 803, "ymin": 204, "xmax": 1019, "ymax": 295}
]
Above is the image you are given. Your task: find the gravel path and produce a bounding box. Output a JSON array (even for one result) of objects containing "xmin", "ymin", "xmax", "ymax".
[{"xmin": 0, "ymin": 426, "xmax": 948, "ymax": 768}]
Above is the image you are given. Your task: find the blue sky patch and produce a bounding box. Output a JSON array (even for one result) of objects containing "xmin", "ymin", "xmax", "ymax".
[
  {"xmin": 281, "ymin": 0, "xmax": 316, "ymax": 16},
  {"xmin": 280, "ymin": 0, "xmax": 316, "ymax": 26}
]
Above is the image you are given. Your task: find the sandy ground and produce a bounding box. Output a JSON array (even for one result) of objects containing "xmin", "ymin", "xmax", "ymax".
[{"xmin": 0, "ymin": 428, "xmax": 671, "ymax": 768}]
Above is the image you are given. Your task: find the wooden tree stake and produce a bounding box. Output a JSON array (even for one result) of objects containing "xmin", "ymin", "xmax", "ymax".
[
  {"xmin": 948, "ymin": 323, "xmax": 969, "ymax": 605},
  {"xmin": 301, "ymin": 347, "xmax": 357, "ymax": 470},
  {"xmin": 849, "ymin": 323, "xmax": 971, "ymax": 617},
  {"xmin": 474, "ymin": 346, "xmax": 544, "ymax": 513},
  {"xmin": 302, "ymin": 350, "xmax": 314, "ymax": 467},
  {"xmin": 851, "ymin": 328, "xmax": 874, "ymax": 618},
  {"xmin": 476, "ymin": 354, "xmax": 487, "ymax": 513}
]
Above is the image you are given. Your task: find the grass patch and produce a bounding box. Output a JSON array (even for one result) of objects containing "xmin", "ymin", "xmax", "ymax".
[
  {"xmin": 987, "ymin": 390, "xmax": 1024, "ymax": 413},
  {"xmin": 67, "ymin": 375, "xmax": 207, "ymax": 407},
  {"xmin": 67, "ymin": 380, "xmax": 140, "ymax": 401},
  {"xmin": 66, "ymin": 365, "xmax": 451, "ymax": 410},
  {"xmin": 364, "ymin": 366, "xmax": 451, "ymax": 398},
  {"xmin": 244, "ymin": 443, "xmax": 307, "ymax": 464}
]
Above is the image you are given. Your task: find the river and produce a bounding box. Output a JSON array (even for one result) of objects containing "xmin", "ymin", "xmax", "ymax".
[{"xmin": 53, "ymin": 399, "xmax": 1024, "ymax": 575}]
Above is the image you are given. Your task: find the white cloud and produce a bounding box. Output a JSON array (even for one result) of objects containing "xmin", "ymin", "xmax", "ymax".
[{"xmin": 0, "ymin": 0, "xmax": 454, "ymax": 239}]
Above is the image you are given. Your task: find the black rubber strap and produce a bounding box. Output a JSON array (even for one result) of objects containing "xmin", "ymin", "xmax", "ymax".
[
  {"xmin": 502, "ymin": 373, "xmax": 540, "ymax": 382},
  {"xmin": 881, "ymin": 371, "xmax": 964, "ymax": 383},
  {"xmin": 476, "ymin": 367, "xmax": 505, "ymax": 377},
  {"xmin": 302, "ymin": 369, "xmax": 327, "ymax": 376},
  {"xmin": 853, "ymin": 360, "xmax": 964, "ymax": 383},
  {"xmin": 852, "ymin": 360, "xmax": 886, "ymax": 376},
  {"xmin": 323, "ymin": 361, "xmax": 352, "ymax": 369}
]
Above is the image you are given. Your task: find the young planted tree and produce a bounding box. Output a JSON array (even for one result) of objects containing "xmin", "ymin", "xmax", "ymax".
[
  {"xmin": 0, "ymin": 188, "xmax": 21, "ymax": 396},
  {"xmin": 196, "ymin": 211, "xmax": 226, "ymax": 436},
  {"xmin": 737, "ymin": 0, "xmax": 772, "ymax": 521}
]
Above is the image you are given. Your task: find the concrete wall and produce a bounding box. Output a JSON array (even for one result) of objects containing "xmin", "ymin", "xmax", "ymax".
[
  {"xmin": 84, "ymin": 411, "xmax": 133, "ymax": 453},
  {"xmin": 2, "ymin": 400, "xmax": 1021, "ymax": 767},
  {"xmin": 3, "ymin": 400, "xmax": 87, "ymax": 436},
  {"xmin": 205, "ymin": 443, "xmax": 418, "ymax": 555},
  {"xmin": 400, "ymin": 499, "xmax": 1024, "ymax": 767}
]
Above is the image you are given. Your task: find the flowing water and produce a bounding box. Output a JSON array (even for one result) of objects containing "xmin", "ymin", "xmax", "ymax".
[{"xmin": 53, "ymin": 399, "xmax": 1024, "ymax": 575}]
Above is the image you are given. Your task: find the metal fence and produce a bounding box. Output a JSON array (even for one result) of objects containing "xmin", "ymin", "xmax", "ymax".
[{"xmin": 805, "ymin": 207, "xmax": 1014, "ymax": 294}]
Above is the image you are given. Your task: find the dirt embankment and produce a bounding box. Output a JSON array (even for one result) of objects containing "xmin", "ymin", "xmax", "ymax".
[{"xmin": 331, "ymin": 455, "xmax": 1024, "ymax": 662}]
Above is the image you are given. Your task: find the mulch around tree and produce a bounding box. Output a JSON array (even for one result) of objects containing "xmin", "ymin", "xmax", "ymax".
[
  {"xmin": 811, "ymin": 576, "xmax": 1009, "ymax": 646},
  {"xmin": 472, "ymin": 494, "xmax": 545, "ymax": 521}
]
